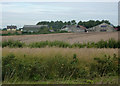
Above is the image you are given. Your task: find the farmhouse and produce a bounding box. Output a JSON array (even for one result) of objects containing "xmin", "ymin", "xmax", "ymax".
[
  {"xmin": 23, "ymin": 25, "xmax": 48, "ymax": 32},
  {"xmin": 61, "ymin": 25, "xmax": 87, "ymax": 33},
  {"xmin": 7, "ymin": 25, "xmax": 17, "ymax": 31},
  {"xmin": 88, "ymin": 23, "xmax": 116, "ymax": 32}
]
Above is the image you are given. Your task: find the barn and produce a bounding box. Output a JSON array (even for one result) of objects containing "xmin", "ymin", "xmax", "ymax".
[
  {"xmin": 61, "ymin": 25, "xmax": 86, "ymax": 33},
  {"xmin": 88, "ymin": 23, "xmax": 116, "ymax": 32},
  {"xmin": 23, "ymin": 25, "xmax": 48, "ymax": 33}
]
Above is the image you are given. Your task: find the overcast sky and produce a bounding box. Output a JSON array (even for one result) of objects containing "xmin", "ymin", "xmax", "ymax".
[{"xmin": 1, "ymin": 2, "xmax": 118, "ymax": 28}]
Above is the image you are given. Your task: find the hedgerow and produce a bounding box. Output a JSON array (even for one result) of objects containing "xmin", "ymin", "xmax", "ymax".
[
  {"xmin": 2, "ymin": 38, "xmax": 120, "ymax": 48},
  {"xmin": 2, "ymin": 40, "xmax": 25, "ymax": 48}
]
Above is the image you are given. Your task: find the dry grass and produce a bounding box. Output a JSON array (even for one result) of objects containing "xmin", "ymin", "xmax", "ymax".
[
  {"xmin": 2, "ymin": 48, "xmax": 118, "ymax": 63},
  {"xmin": 2, "ymin": 32, "xmax": 118, "ymax": 44}
]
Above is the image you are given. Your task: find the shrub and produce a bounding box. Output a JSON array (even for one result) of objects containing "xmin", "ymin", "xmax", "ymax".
[
  {"xmin": 2, "ymin": 40, "xmax": 25, "ymax": 48},
  {"xmin": 90, "ymin": 54, "xmax": 118, "ymax": 77},
  {"xmin": 2, "ymin": 53, "xmax": 119, "ymax": 82},
  {"xmin": 29, "ymin": 41, "xmax": 71, "ymax": 48},
  {"xmin": 2, "ymin": 38, "xmax": 120, "ymax": 48},
  {"xmin": 2, "ymin": 53, "xmax": 17, "ymax": 81}
]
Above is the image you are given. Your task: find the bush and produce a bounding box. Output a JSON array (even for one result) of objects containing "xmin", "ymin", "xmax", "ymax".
[
  {"xmin": 2, "ymin": 38, "xmax": 120, "ymax": 48},
  {"xmin": 2, "ymin": 53, "xmax": 119, "ymax": 82},
  {"xmin": 2, "ymin": 53, "xmax": 17, "ymax": 81},
  {"xmin": 2, "ymin": 40, "xmax": 25, "ymax": 48},
  {"xmin": 29, "ymin": 41, "xmax": 71, "ymax": 48},
  {"xmin": 90, "ymin": 54, "xmax": 118, "ymax": 77},
  {"xmin": 2, "ymin": 53, "xmax": 89, "ymax": 81}
]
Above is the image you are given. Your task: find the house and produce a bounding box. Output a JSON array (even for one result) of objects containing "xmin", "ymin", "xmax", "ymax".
[
  {"xmin": 23, "ymin": 25, "xmax": 48, "ymax": 33},
  {"xmin": 88, "ymin": 23, "xmax": 116, "ymax": 32},
  {"xmin": 61, "ymin": 25, "xmax": 87, "ymax": 33},
  {"xmin": 7, "ymin": 25, "xmax": 17, "ymax": 31},
  {"xmin": 49, "ymin": 29, "xmax": 54, "ymax": 32}
]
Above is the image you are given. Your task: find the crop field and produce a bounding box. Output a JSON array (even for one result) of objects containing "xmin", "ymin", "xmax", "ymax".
[{"xmin": 2, "ymin": 32, "xmax": 119, "ymax": 44}]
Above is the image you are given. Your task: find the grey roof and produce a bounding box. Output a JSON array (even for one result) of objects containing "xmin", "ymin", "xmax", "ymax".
[
  {"xmin": 7, "ymin": 25, "xmax": 17, "ymax": 29},
  {"xmin": 24, "ymin": 25, "xmax": 48, "ymax": 28},
  {"xmin": 61, "ymin": 25, "xmax": 85, "ymax": 32},
  {"xmin": 23, "ymin": 25, "xmax": 48, "ymax": 32}
]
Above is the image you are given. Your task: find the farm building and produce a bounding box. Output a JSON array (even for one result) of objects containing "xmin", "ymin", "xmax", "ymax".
[
  {"xmin": 88, "ymin": 23, "xmax": 116, "ymax": 32},
  {"xmin": 7, "ymin": 25, "xmax": 17, "ymax": 31},
  {"xmin": 23, "ymin": 25, "xmax": 48, "ymax": 32},
  {"xmin": 61, "ymin": 25, "xmax": 87, "ymax": 33}
]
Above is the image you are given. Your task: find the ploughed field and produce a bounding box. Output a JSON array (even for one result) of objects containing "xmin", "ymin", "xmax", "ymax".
[{"xmin": 2, "ymin": 32, "xmax": 118, "ymax": 44}]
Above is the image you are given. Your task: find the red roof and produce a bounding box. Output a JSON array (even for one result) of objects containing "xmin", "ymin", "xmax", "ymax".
[
  {"xmin": 79, "ymin": 25, "xmax": 87, "ymax": 29},
  {"xmin": 115, "ymin": 28, "xmax": 118, "ymax": 30}
]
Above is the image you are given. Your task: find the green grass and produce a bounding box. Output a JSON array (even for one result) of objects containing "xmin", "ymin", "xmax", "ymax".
[
  {"xmin": 1, "ymin": 38, "xmax": 120, "ymax": 48},
  {"xmin": 2, "ymin": 53, "xmax": 119, "ymax": 84},
  {"xmin": 2, "ymin": 76, "xmax": 118, "ymax": 84}
]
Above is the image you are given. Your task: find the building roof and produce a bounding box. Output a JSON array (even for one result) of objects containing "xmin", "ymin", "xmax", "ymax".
[
  {"xmin": 62, "ymin": 25, "xmax": 86, "ymax": 30},
  {"xmin": 78, "ymin": 25, "xmax": 87, "ymax": 29},
  {"xmin": 23, "ymin": 25, "xmax": 48, "ymax": 32},
  {"xmin": 24, "ymin": 25, "xmax": 48, "ymax": 28},
  {"xmin": 7, "ymin": 25, "xmax": 17, "ymax": 29},
  {"xmin": 88, "ymin": 23, "xmax": 116, "ymax": 32}
]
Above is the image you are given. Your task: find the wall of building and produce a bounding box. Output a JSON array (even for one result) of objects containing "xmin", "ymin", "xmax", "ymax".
[{"xmin": 88, "ymin": 23, "xmax": 116, "ymax": 32}]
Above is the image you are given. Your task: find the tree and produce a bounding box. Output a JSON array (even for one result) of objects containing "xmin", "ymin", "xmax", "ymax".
[{"xmin": 71, "ymin": 20, "xmax": 76, "ymax": 25}]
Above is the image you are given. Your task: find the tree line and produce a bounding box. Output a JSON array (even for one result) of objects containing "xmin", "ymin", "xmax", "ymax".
[{"xmin": 36, "ymin": 20, "xmax": 111, "ymax": 30}]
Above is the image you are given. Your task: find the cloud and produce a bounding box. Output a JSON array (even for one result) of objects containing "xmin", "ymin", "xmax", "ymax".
[
  {"xmin": 2, "ymin": 2, "xmax": 118, "ymax": 28},
  {"xmin": 0, "ymin": 0, "xmax": 119, "ymax": 2}
]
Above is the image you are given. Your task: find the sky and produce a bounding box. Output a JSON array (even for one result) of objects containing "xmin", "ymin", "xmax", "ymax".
[{"xmin": 1, "ymin": 2, "xmax": 118, "ymax": 28}]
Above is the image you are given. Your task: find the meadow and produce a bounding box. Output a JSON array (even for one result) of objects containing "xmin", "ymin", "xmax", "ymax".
[
  {"xmin": 2, "ymin": 32, "xmax": 119, "ymax": 84},
  {"xmin": 2, "ymin": 48, "xmax": 119, "ymax": 84}
]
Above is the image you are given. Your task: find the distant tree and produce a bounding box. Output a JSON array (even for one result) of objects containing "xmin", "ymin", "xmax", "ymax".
[
  {"xmin": 71, "ymin": 20, "xmax": 76, "ymax": 25},
  {"xmin": 101, "ymin": 20, "xmax": 111, "ymax": 24},
  {"xmin": 36, "ymin": 20, "xmax": 112, "ymax": 30},
  {"xmin": 78, "ymin": 21, "xmax": 83, "ymax": 25},
  {"xmin": 67, "ymin": 21, "xmax": 71, "ymax": 25}
]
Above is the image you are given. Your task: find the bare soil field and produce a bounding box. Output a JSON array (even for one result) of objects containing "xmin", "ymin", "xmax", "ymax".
[{"xmin": 2, "ymin": 32, "xmax": 118, "ymax": 44}]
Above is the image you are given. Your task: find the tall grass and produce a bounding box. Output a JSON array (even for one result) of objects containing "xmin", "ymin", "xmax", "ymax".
[
  {"xmin": 2, "ymin": 53, "xmax": 119, "ymax": 83},
  {"xmin": 2, "ymin": 38, "xmax": 120, "ymax": 48}
]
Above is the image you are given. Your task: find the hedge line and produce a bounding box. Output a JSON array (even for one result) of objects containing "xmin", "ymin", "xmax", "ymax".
[{"xmin": 1, "ymin": 38, "xmax": 120, "ymax": 48}]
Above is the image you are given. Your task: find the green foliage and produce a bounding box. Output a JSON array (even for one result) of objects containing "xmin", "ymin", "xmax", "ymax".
[
  {"xmin": 2, "ymin": 53, "xmax": 17, "ymax": 81},
  {"xmin": 78, "ymin": 20, "xmax": 111, "ymax": 28},
  {"xmin": 2, "ymin": 40, "xmax": 25, "ymax": 48},
  {"xmin": 29, "ymin": 41, "xmax": 71, "ymax": 48},
  {"xmin": 2, "ymin": 39, "xmax": 120, "ymax": 48},
  {"xmin": 37, "ymin": 20, "xmax": 111, "ymax": 30},
  {"xmin": 90, "ymin": 54, "xmax": 118, "ymax": 77},
  {"xmin": 2, "ymin": 53, "xmax": 119, "ymax": 82}
]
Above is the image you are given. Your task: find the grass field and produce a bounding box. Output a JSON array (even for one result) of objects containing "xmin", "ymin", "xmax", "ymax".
[
  {"xmin": 2, "ymin": 48, "xmax": 119, "ymax": 84},
  {"xmin": 2, "ymin": 48, "xmax": 118, "ymax": 60},
  {"xmin": 2, "ymin": 32, "xmax": 119, "ymax": 84}
]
